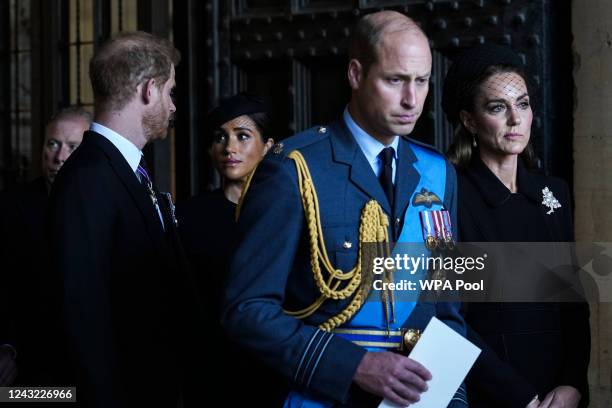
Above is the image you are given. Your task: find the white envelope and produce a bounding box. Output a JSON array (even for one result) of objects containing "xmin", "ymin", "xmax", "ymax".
[{"xmin": 378, "ymin": 317, "xmax": 481, "ymax": 408}]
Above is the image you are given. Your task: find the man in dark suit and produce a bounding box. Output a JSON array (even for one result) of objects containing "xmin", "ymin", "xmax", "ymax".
[
  {"xmin": 48, "ymin": 31, "xmax": 201, "ymax": 407},
  {"xmin": 0, "ymin": 107, "xmax": 90, "ymax": 385},
  {"xmin": 222, "ymin": 11, "xmax": 467, "ymax": 408}
]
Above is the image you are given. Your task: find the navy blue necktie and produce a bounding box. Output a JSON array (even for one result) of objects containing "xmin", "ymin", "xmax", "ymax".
[{"xmin": 379, "ymin": 147, "xmax": 395, "ymax": 207}]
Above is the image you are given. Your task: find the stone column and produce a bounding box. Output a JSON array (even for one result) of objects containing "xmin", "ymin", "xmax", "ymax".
[{"xmin": 573, "ymin": 0, "xmax": 612, "ymax": 405}]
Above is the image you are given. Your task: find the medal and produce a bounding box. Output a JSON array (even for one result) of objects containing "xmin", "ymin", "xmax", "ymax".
[
  {"xmin": 441, "ymin": 210, "xmax": 455, "ymax": 250},
  {"xmin": 433, "ymin": 210, "xmax": 455, "ymax": 250},
  {"xmin": 425, "ymin": 235, "xmax": 438, "ymax": 250},
  {"xmin": 162, "ymin": 192, "xmax": 178, "ymax": 226},
  {"xmin": 420, "ymin": 209, "xmax": 455, "ymax": 251},
  {"xmin": 445, "ymin": 236, "xmax": 455, "ymax": 250},
  {"xmin": 420, "ymin": 211, "xmax": 439, "ymax": 249},
  {"xmin": 145, "ymin": 183, "xmax": 158, "ymax": 208},
  {"xmin": 431, "ymin": 210, "xmax": 446, "ymax": 250}
]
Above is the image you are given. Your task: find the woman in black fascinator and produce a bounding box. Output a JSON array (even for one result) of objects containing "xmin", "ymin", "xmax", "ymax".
[
  {"xmin": 179, "ymin": 93, "xmax": 274, "ymax": 286},
  {"xmin": 177, "ymin": 93, "xmax": 284, "ymax": 406},
  {"xmin": 444, "ymin": 44, "xmax": 590, "ymax": 408}
]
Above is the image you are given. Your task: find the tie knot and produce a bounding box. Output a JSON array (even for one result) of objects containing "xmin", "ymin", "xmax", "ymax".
[{"xmin": 379, "ymin": 146, "xmax": 395, "ymax": 165}]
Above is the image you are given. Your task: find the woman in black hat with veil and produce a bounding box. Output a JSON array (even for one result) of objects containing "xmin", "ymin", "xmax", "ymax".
[{"xmin": 443, "ymin": 44, "xmax": 590, "ymax": 408}]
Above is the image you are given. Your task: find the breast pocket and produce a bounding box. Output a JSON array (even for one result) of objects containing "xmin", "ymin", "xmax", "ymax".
[{"xmin": 321, "ymin": 224, "xmax": 359, "ymax": 272}]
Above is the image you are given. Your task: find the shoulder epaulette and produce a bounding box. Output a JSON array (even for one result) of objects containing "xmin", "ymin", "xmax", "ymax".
[
  {"xmin": 404, "ymin": 136, "xmax": 445, "ymax": 157},
  {"xmin": 273, "ymin": 125, "xmax": 332, "ymax": 157}
]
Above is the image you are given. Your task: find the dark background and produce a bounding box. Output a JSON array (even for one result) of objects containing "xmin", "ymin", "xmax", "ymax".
[{"xmin": 0, "ymin": 0, "xmax": 574, "ymax": 200}]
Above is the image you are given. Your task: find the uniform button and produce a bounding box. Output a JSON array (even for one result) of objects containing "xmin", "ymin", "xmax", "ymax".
[
  {"xmin": 318, "ymin": 126, "xmax": 327, "ymax": 133},
  {"xmin": 343, "ymin": 241, "xmax": 352, "ymax": 249}
]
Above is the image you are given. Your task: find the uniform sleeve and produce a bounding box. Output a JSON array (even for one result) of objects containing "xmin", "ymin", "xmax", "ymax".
[
  {"xmin": 447, "ymin": 384, "xmax": 468, "ymax": 407},
  {"xmin": 221, "ymin": 153, "xmax": 366, "ymax": 403}
]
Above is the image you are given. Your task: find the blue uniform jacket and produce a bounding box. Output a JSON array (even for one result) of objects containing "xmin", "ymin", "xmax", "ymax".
[{"xmin": 222, "ymin": 119, "xmax": 467, "ymax": 405}]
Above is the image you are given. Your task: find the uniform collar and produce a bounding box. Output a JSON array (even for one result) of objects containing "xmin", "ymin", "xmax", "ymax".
[
  {"xmin": 465, "ymin": 155, "xmax": 541, "ymax": 207},
  {"xmin": 343, "ymin": 107, "xmax": 399, "ymax": 168}
]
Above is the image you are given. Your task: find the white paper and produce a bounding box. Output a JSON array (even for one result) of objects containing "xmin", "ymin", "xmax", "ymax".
[{"xmin": 378, "ymin": 317, "xmax": 481, "ymax": 408}]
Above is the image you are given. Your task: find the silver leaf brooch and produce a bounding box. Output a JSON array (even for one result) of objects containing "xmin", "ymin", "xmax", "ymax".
[{"xmin": 542, "ymin": 186, "xmax": 561, "ymax": 215}]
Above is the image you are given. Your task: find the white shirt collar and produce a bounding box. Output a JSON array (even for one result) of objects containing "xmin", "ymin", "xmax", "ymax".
[{"xmin": 90, "ymin": 122, "xmax": 142, "ymax": 173}]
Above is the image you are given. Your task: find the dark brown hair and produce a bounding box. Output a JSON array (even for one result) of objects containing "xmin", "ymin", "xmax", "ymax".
[{"xmin": 89, "ymin": 31, "xmax": 180, "ymax": 112}]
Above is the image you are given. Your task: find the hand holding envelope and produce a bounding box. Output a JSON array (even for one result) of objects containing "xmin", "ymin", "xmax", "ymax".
[
  {"xmin": 378, "ymin": 317, "xmax": 481, "ymax": 408},
  {"xmin": 354, "ymin": 351, "xmax": 432, "ymax": 406}
]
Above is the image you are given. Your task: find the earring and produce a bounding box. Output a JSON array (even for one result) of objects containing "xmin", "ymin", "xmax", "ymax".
[{"xmin": 472, "ymin": 134, "xmax": 477, "ymax": 148}]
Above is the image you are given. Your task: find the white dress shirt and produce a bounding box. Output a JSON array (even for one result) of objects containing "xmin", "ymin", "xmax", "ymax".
[
  {"xmin": 90, "ymin": 122, "xmax": 165, "ymax": 229},
  {"xmin": 343, "ymin": 108, "xmax": 399, "ymax": 183}
]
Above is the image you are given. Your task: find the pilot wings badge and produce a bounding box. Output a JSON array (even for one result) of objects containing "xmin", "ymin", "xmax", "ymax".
[{"xmin": 412, "ymin": 188, "xmax": 443, "ymax": 208}]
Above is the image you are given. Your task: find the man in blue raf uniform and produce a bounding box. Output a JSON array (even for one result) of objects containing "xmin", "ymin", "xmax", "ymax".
[{"xmin": 223, "ymin": 11, "xmax": 467, "ymax": 407}]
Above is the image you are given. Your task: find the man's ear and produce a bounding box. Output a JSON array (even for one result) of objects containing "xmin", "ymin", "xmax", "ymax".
[
  {"xmin": 459, "ymin": 110, "xmax": 477, "ymax": 135},
  {"xmin": 347, "ymin": 59, "xmax": 363, "ymax": 91},
  {"xmin": 140, "ymin": 78, "xmax": 157, "ymax": 105}
]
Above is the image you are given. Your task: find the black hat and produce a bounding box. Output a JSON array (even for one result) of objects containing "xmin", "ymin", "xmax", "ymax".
[
  {"xmin": 442, "ymin": 43, "xmax": 525, "ymax": 125},
  {"xmin": 205, "ymin": 93, "xmax": 267, "ymax": 133}
]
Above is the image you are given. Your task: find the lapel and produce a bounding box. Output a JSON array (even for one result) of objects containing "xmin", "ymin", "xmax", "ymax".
[
  {"xmin": 329, "ymin": 120, "xmax": 392, "ymax": 215},
  {"xmin": 393, "ymin": 138, "xmax": 420, "ymax": 220},
  {"xmin": 465, "ymin": 157, "xmax": 558, "ymax": 241},
  {"xmin": 84, "ymin": 131, "xmax": 167, "ymax": 252},
  {"xmin": 463, "ymin": 158, "xmax": 511, "ymax": 242},
  {"xmin": 516, "ymin": 162, "xmax": 557, "ymax": 241}
]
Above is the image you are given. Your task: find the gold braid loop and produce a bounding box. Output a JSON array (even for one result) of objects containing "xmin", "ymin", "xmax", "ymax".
[{"xmin": 284, "ymin": 150, "xmax": 390, "ymax": 331}]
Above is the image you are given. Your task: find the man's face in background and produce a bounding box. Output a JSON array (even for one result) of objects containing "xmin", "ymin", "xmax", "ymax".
[{"xmin": 42, "ymin": 116, "xmax": 89, "ymax": 186}]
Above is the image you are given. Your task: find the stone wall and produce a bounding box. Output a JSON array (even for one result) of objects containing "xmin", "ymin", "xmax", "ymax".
[{"xmin": 573, "ymin": 0, "xmax": 612, "ymax": 405}]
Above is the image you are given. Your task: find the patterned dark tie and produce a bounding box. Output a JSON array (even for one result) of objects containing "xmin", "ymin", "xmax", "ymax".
[
  {"xmin": 137, "ymin": 156, "xmax": 160, "ymax": 213},
  {"xmin": 378, "ymin": 146, "xmax": 395, "ymax": 208}
]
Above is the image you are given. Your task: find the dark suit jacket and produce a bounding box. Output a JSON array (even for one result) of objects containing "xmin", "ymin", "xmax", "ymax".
[
  {"xmin": 222, "ymin": 120, "xmax": 465, "ymax": 406},
  {"xmin": 48, "ymin": 131, "xmax": 202, "ymax": 408},
  {"xmin": 457, "ymin": 157, "xmax": 590, "ymax": 408}
]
